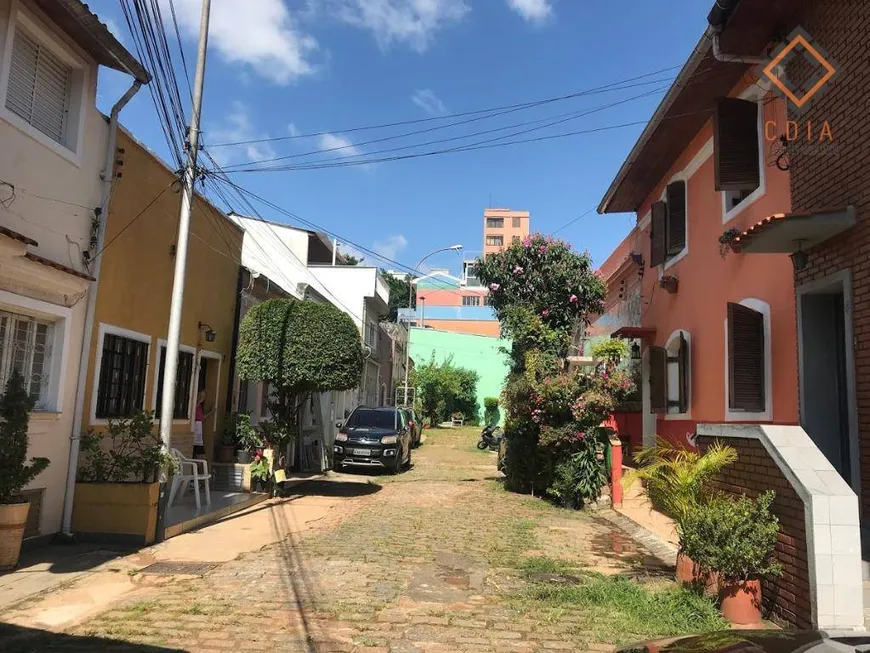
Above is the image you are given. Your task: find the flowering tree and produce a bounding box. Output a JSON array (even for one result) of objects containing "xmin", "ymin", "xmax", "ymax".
[{"xmin": 475, "ymin": 233, "xmax": 632, "ymax": 507}]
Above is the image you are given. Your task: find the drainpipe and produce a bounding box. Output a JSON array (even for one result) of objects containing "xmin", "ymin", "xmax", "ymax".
[{"xmin": 60, "ymin": 80, "xmax": 143, "ymax": 537}]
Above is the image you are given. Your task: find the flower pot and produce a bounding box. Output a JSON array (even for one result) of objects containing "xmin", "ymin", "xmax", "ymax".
[
  {"xmin": 719, "ymin": 579, "xmax": 762, "ymax": 625},
  {"xmin": 236, "ymin": 451, "xmax": 252, "ymax": 464},
  {"xmin": 675, "ymin": 551, "xmax": 694, "ymax": 584},
  {"xmin": 72, "ymin": 482, "xmax": 160, "ymax": 545},
  {"xmin": 216, "ymin": 445, "xmax": 236, "ymax": 464},
  {"xmin": 0, "ymin": 502, "xmax": 30, "ymax": 570}
]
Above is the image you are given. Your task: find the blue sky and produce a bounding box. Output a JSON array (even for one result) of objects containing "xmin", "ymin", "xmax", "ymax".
[{"xmin": 90, "ymin": 0, "xmax": 711, "ymax": 274}]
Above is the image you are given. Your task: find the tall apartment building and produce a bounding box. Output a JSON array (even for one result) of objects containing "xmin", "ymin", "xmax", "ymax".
[{"xmin": 483, "ymin": 208, "xmax": 530, "ymax": 257}]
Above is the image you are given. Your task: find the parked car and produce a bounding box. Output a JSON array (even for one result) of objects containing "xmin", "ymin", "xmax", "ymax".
[
  {"xmin": 616, "ymin": 630, "xmax": 870, "ymax": 652},
  {"xmin": 334, "ymin": 406, "xmax": 412, "ymax": 474},
  {"xmin": 402, "ymin": 408, "xmax": 422, "ymax": 447}
]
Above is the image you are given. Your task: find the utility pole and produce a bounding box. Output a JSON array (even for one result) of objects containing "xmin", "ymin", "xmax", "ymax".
[{"xmin": 160, "ymin": 0, "xmax": 211, "ymax": 450}]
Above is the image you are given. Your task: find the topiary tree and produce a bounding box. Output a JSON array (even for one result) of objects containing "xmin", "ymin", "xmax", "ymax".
[
  {"xmin": 0, "ymin": 370, "xmax": 47, "ymax": 504},
  {"xmin": 236, "ymin": 298, "xmax": 364, "ymax": 450}
]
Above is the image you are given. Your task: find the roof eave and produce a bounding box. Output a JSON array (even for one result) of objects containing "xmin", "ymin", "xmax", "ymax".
[
  {"xmin": 597, "ymin": 30, "xmax": 714, "ymax": 215},
  {"xmin": 36, "ymin": 0, "xmax": 151, "ymax": 84}
]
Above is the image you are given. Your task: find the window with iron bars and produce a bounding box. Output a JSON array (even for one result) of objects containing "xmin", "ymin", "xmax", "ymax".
[{"xmin": 0, "ymin": 311, "xmax": 54, "ymax": 410}]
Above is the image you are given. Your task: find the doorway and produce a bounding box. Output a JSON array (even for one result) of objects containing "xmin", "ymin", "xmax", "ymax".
[{"xmin": 798, "ymin": 270, "xmax": 859, "ymax": 491}]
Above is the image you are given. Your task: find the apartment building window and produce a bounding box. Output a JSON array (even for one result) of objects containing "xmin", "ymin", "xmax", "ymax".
[
  {"xmin": 462, "ymin": 296, "xmax": 481, "ymax": 307},
  {"xmin": 486, "ymin": 235, "xmax": 504, "ymax": 247},
  {"xmin": 512, "ymin": 217, "xmax": 522, "ymax": 228},
  {"xmin": 649, "ymin": 180, "xmax": 687, "ymax": 267},
  {"xmin": 4, "ymin": 27, "xmax": 73, "ymax": 147},
  {"xmin": 0, "ymin": 311, "xmax": 54, "ymax": 409},
  {"xmin": 648, "ymin": 332, "xmax": 689, "ymax": 415},
  {"xmin": 727, "ymin": 302, "xmax": 766, "ymax": 412},
  {"xmin": 96, "ymin": 333, "xmax": 149, "ymax": 419},
  {"xmin": 154, "ymin": 347, "xmax": 195, "ymax": 419},
  {"xmin": 486, "ymin": 217, "xmax": 504, "ymax": 228}
]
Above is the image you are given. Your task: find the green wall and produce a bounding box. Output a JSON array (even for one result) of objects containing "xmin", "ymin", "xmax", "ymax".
[{"xmin": 409, "ymin": 328, "xmax": 511, "ymax": 426}]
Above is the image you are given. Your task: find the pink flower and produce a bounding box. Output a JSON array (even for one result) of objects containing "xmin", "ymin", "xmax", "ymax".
[
  {"xmin": 541, "ymin": 309, "xmax": 550, "ymax": 317},
  {"xmin": 569, "ymin": 294, "xmax": 578, "ymax": 304},
  {"xmin": 489, "ymin": 283, "xmax": 500, "ymax": 291},
  {"xmin": 514, "ymin": 265, "xmax": 524, "ymax": 274},
  {"xmin": 539, "ymin": 245, "xmax": 547, "ymax": 254},
  {"xmin": 523, "ymin": 236, "xmax": 532, "ymax": 248}
]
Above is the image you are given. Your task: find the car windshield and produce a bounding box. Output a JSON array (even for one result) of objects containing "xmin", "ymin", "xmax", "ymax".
[{"xmin": 346, "ymin": 409, "xmax": 399, "ymax": 429}]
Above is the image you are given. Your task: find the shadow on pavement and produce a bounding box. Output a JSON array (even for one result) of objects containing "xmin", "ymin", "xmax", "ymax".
[
  {"xmin": 281, "ymin": 479, "xmax": 382, "ymax": 498},
  {"xmin": 2, "ymin": 543, "xmax": 133, "ymax": 576},
  {"xmin": 0, "ymin": 623, "xmax": 184, "ymax": 652}
]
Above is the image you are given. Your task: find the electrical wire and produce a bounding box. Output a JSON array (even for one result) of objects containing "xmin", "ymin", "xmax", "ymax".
[
  {"xmin": 208, "ymin": 64, "xmax": 685, "ymax": 148},
  {"xmin": 91, "ymin": 182, "xmax": 175, "ymax": 262},
  {"xmin": 221, "ymin": 83, "xmax": 673, "ymax": 172}
]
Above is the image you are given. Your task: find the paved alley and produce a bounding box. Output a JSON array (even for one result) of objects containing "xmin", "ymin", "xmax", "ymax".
[{"xmin": 2, "ymin": 429, "xmax": 682, "ymax": 653}]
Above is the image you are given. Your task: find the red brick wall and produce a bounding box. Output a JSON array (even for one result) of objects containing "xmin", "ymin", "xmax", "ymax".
[
  {"xmin": 696, "ymin": 435, "xmax": 812, "ymax": 629},
  {"xmin": 788, "ymin": 1, "xmax": 870, "ymax": 519}
]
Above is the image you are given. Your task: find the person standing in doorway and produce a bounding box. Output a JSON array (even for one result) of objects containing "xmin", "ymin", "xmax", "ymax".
[{"xmin": 194, "ymin": 390, "xmax": 213, "ymax": 459}]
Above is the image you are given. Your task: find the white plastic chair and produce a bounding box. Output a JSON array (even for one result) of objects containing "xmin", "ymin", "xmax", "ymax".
[{"xmin": 168, "ymin": 448, "xmax": 211, "ymax": 510}]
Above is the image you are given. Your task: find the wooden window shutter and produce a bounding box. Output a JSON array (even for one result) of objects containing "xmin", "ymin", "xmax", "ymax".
[
  {"xmin": 649, "ymin": 201, "xmax": 667, "ymax": 268},
  {"xmin": 728, "ymin": 302, "xmax": 765, "ymax": 411},
  {"xmin": 714, "ymin": 98, "xmax": 760, "ymax": 192},
  {"xmin": 649, "ymin": 346, "xmax": 667, "ymax": 414},
  {"xmin": 666, "ymin": 181, "xmax": 686, "ymax": 255},
  {"xmin": 677, "ymin": 332, "xmax": 689, "ymax": 413}
]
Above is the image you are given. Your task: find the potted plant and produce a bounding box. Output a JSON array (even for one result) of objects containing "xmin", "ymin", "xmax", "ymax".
[
  {"xmin": 74, "ymin": 411, "xmax": 174, "ymax": 545},
  {"xmin": 249, "ymin": 449, "xmax": 271, "ymax": 493},
  {"xmin": 231, "ymin": 412, "xmax": 262, "ymax": 464},
  {"xmin": 216, "ymin": 421, "xmax": 237, "ymax": 464},
  {"xmin": 719, "ymin": 227, "xmax": 742, "ymax": 256},
  {"xmin": 624, "ymin": 437, "xmax": 737, "ymax": 586},
  {"xmin": 0, "ymin": 371, "xmax": 48, "ymax": 569},
  {"xmin": 681, "ymin": 491, "xmax": 782, "ymax": 625}
]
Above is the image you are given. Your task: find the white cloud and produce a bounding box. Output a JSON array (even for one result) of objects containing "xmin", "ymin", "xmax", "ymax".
[
  {"xmin": 166, "ymin": 0, "xmax": 318, "ymax": 84},
  {"xmin": 318, "ymin": 132, "xmax": 362, "ymax": 158},
  {"xmin": 287, "ymin": 123, "xmax": 301, "ymax": 137},
  {"xmin": 329, "ymin": 0, "xmax": 470, "ymax": 52},
  {"xmin": 208, "ymin": 102, "xmax": 277, "ymax": 167},
  {"xmin": 506, "ymin": 0, "xmax": 553, "ymax": 22},
  {"xmin": 411, "ymin": 88, "xmax": 447, "ymax": 115},
  {"xmin": 373, "ymin": 235, "xmax": 408, "ymax": 260}
]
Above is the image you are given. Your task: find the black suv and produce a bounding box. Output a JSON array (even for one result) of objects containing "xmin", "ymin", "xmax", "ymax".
[{"xmin": 333, "ymin": 407, "xmax": 412, "ymax": 474}]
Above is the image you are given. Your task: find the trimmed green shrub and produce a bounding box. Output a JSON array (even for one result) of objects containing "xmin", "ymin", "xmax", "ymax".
[
  {"xmin": 413, "ymin": 356, "xmax": 479, "ymax": 426},
  {"xmin": 0, "ymin": 371, "xmax": 46, "ymax": 504},
  {"xmin": 680, "ymin": 491, "xmax": 782, "ymax": 581},
  {"xmin": 484, "ymin": 397, "xmax": 500, "ymax": 426}
]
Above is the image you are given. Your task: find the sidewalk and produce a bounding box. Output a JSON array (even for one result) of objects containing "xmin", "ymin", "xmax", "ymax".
[{"xmin": 0, "ymin": 473, "xmax": 367, "ymax": 631}]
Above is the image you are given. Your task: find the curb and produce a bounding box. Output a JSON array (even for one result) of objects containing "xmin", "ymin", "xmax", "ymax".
[{"xmin": 597, "ymin": 507, "xmax": 679, "ymax": 568}]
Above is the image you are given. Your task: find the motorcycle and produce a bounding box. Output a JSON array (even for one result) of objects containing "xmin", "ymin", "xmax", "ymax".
[{"xmin": 477, "ymin": 424, "xmax": 504, "ymax": 451}]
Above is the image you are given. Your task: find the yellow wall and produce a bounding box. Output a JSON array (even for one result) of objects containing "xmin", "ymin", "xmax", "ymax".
[{"xmin": 82, "ymin": 130, "xmax": 243, "ymax": 460}]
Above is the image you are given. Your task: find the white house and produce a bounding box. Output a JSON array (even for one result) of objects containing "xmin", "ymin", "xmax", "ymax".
[
  {"xmin": 308, "ymin": 265, "xmax": 390, "ymax": 408},
  {"xmin": 0, "ymin": 0, "xmax": 148, "ymax": 541}
]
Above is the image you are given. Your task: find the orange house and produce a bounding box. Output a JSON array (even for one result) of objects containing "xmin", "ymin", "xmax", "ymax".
[{"xmin": 596, "ymin": 75, "xmax": 798, "ymax": 450}]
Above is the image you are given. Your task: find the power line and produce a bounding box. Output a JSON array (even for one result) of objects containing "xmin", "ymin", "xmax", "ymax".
[
  {"xmin": 222, "ymin": 83, "xmax": 672, "ymax": 172},
  {"xmin": 208, "ymin": 64, "xmax": 685, "ymax": 148},
  {"xmin": 91, "ymin": 181, "xmax": 176, "ymax": 262}
]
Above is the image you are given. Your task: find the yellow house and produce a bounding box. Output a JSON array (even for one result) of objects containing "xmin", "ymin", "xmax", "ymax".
[{"xmin": 81, "ymin": 129, "xmax": 242, "ymax": 459}]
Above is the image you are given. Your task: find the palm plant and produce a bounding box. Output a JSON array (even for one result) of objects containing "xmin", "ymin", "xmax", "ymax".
[{"xmin": 624, "ymin": 437, "xmax": 737, "ymax": 526}]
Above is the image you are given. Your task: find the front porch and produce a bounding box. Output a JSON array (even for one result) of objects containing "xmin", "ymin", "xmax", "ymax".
[{"xmin": 163, "ymin": 489, "xmax": 267, "ymax": 540}]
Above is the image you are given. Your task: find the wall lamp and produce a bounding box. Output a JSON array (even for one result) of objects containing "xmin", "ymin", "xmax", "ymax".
[
  {"xmin": 791, "ymin": 240, "xmax": 808, "ymax": 272},
  {"xmin": 198, "ymin": 322, "xmax": 216, "ymax": 343}
]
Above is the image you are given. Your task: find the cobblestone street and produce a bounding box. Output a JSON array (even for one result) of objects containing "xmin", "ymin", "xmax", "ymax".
[{"xmin": 3, "ymin": 428, "xmax": 678, "ymax": 653}]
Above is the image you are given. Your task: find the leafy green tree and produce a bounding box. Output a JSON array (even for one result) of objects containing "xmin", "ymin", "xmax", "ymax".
[
  {"xmin": 382, "ymin": 272, "xmax": 416, "ymax": 322},
  {"xmin": 339, "ymin": 253, "xmax": 364, "ymax": 266},
  {"xmin": 475, "ymin": 233, "xmax": 605, "ymax": 351},
  {"xmin": 413, "ymin": 356, "xmax": 479, "ymax": 426},
  {"xmin": 236, "ymin": 299, "xmax": 364, "ymax": 446},
  {"xmin": 0, "ymin": 370, "xmax": 47, "ymax": 504}
]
